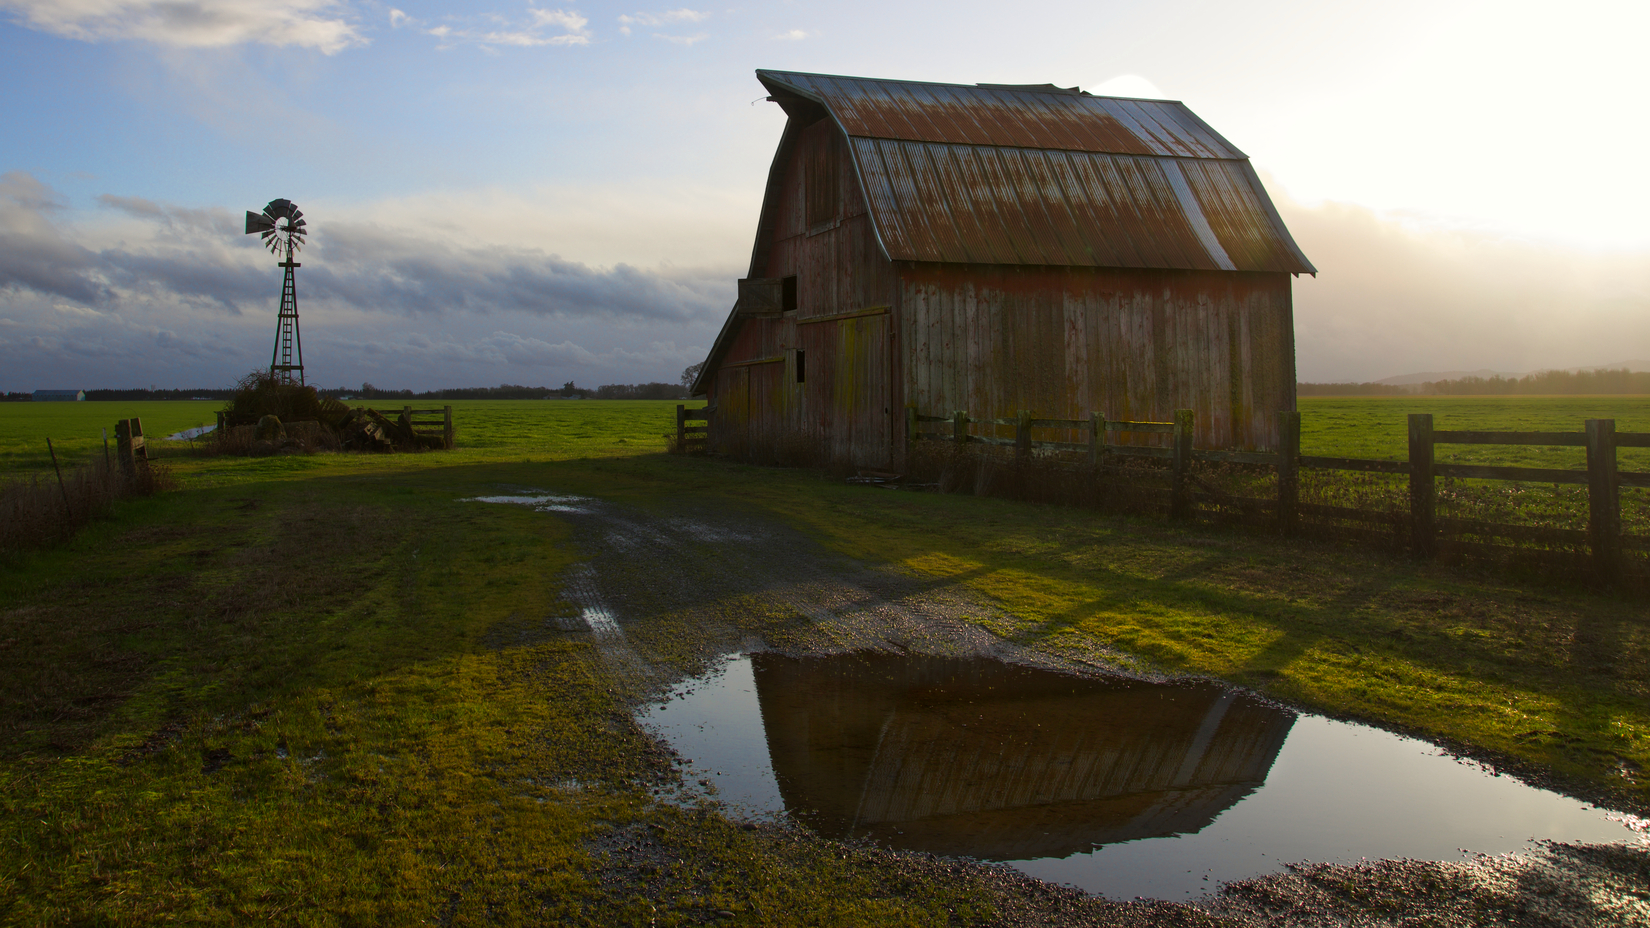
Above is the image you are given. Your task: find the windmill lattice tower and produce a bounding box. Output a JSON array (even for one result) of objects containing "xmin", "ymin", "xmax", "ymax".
[{"xmin": 244, "ymin": 198, "xmax": 308, "ymax": 385}]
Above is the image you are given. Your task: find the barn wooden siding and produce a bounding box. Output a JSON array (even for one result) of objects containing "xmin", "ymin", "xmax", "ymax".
[
  {"xmin": 900, "ymin": 263, "xmax": 1295, "ymax": 452},
  {"xmin": 706, "ymin": 115, "xmax": 899, "ymax": 467}
]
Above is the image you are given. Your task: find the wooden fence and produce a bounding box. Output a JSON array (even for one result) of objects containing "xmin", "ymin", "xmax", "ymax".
[
  {"xmin": 113, "ymin": 417, "xmax": 149, "ymax": 476},
  {"xmin": 676, "ymin": 405, "xmax": 710, "ymax": 451},
  {"xmin": 909, "ymin": 407, "xmax": 1650, "ymax": 582},
  {"xmin": 396, "ymin": 406, "xmax": 455, "ymax": 450}
]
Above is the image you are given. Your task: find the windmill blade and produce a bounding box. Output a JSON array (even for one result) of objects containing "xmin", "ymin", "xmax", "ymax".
[
  {"xmin": 289, "ymin": 207, "xmax": 303, "ymax": 221},
  {"xmin": 245, "ymin": 210, "xmax": 276, "ymax": 235}
]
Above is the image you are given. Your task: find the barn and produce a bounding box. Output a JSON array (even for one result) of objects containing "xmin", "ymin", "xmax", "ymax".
[{"xmin": 692, "ymin": 70, "xmax": 1315, "ymax": 468}]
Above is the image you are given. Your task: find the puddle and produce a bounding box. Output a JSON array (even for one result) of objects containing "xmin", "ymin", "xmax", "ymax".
[
  {"xmin": 462, "ymin": 492, "xmax": 595, "ymax": 514},
  {"xmin": 640, "ymin": 651, "xmax": 1634, "ymax": 900},
  {"xmin": 164, "ymin": 424, "xmax": 216, "ymax": 441}
]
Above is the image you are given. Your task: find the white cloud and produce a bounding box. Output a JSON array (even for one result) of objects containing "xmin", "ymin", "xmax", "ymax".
[
  {"xmin": 772, "ymin": 28, "xmax": 806, "ymax": 41},
  {"xmin": 388, "ymin": 8, "xmax": 408, "ymax": 28},
  {"xmin": 618, "ymin": 9, "xmax": 708, "ymax": 27},
  {"xmin": 424, "ymin": 6, "xmax": 589, "ymax": 48},
  {"xmin": 658, "ymin": 32, "xmax": 706, "ymax": 45},
  {"xmin": 618, "ymin": 8, "xmax": 707, "ymax": 38},
  {"xmin": 0, "ymin": 0, "xmax": 365, "ymax": 54}
]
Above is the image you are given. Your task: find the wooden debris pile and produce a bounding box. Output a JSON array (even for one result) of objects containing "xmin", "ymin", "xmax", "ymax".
[{"xmin": 217, "ymin": 372, "xmax": 452, "ymax": 455}]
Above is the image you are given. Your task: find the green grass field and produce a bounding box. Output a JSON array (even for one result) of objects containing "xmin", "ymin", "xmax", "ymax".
[
  {"xmin": 2, "ymin": 396, "xmax": 1647, "ymax": 924},
  {"xmin": 7, "ymin": 396, "xmax": 1649, "ymax": 480},
  {"xmin": 1301, "ymin": 395, "xmax": 1650, "ymax": 471},
  {"xmin": 0, "ymin": 399, "xmax": 688, "ymax": 480}
]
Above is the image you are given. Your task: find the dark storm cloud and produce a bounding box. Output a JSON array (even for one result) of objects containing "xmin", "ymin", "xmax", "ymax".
[
  {"xmin": 0, "ymin": 172, "xmax": 109, "ymax": 303},
  {"xmin": 2, "ymin": 174, "xmax": 732, "ymax": 325},
  {"xmin": 314, "ymin": 223, "xmax": 728, "ymax": 322}
]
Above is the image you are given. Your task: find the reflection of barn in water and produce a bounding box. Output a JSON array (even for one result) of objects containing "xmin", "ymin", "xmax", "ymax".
[{"xmin": 753, "ymin": 652, "xmax": 1294, "ymax": 860}]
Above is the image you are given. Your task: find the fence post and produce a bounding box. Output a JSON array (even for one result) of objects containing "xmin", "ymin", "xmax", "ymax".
[
  {"xmin": 953, "ymin": 410, "xmax": 968, "ymax": 447},
  {"xmin": 1277, "ymin": 410, "xmax": 1300, "ymax": 536},
  {"xmin": 1016, "ymin": 410, "xmax": 1032, "ymax": 461},
  {"xmin": 1585, "ymin": 418, "xmax": 1621, "ymax": 583},
  {"xmin": 1408, "ymin": 413, "xmax": 1435, "ymax": 557},
  {"xmin": 46, "ymin": 438, "xmax": 72, "ymax": 520},
  {"xmin": 115, "ymin": 419, "xmax": 132, "ymax": 477},
  {"xmin": 1088, "ymin": 412, "xmax": 1103, "ymax": 469},
  {"xmin": 676, "ymin": 404, "xmax": 687, "ymax": 447},
  {"xmin": 906, "ymin": 405, "xmax": 918, "ymax": 459},
  {"xmin": 401, "ymin": 405, "xmax": 413, "ymax": 436},
  {"xmin": 1171, "ymin": 409, "xmax": 1193, "ymax": 519},
  {"xmin": 114, "ymin": 418, "xmax": 146, "ymax": 477},
  {"xmin": 442, "ymin": 406, "xmax": 454, "ymax": 449}
]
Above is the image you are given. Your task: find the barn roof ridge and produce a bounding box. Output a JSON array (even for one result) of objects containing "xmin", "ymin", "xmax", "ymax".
[
  {"xmin": 756, "ymin": 69, "xmax": 1246, "ymax": 161},
  {"xmin": 759, "ymin": 68, "xmax": 1183, "ymax": 103}
]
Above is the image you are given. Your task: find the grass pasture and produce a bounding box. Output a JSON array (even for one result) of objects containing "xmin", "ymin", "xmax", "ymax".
[
  {"xmin": 1300, "ymin": 394, "xmax": 1650, "ymax": 469},
  {"xmin": 1297, "ymin": 396, "xmax": 1650, "ymax": 538},
  {"xmin": 0, "ymin": 399, "xmax": 686, "ymax": 479},
  {"xmin": 1, "ymin": 395, "xmax": 1648, "ymax": 924}
]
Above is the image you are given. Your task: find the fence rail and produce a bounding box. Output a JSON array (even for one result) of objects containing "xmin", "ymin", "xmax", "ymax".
[
  {"xmin": 906, "ymin": 406, "xmax": 1649, "ymax": 582},
  {"xmin": 676, "ymin": 404, "xmax": 710, "ymax": 449},
  {"xmin": 395, "ymin": 406, "xmax": 455, "ymax": 449}
]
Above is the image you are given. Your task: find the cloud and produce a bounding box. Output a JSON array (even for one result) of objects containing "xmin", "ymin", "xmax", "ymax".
[
  {"xmin": 4, "ymin": 173, "xmax": 732, "ymax": 326},
  {"xmin": 1, "ymin": 173, "xmax": 107, "ymax": 304},
  {"xmin": 772, "ymin": 29, "xmax": 807, "ymax": 41},
  {"xmin": 0, "ymin": 0, "xmax": 365, "ymax": 53},
  {"xmin": 618, "ymin": 8, "xmax": 707, "ymax": 38},
  {"xmin": 426, "ymin": 6, "xmax": 590, "ymax": 48},
  {"xmin": 0, "ymin": 177, "xmax": 730, "ymax": 390},
  {"xmin": 388, "ymin": 8, "xmax": 408, "ymax": 28},
  {"xmin": 315, "ymin": 222, "xmax": 728, "ymax": 322},
  {"xmin": 96, "ymin": 193, "xmax": 164, "ymax": 218}
]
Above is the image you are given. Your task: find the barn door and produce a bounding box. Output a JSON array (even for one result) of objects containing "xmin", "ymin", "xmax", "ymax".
[
  {"xmin": 719, "ymin": 365, "xmax": 751, "ymax": 457},
  {"xmin": 834, "ymin": 313, "xmax": 892, "ymax": 468}
]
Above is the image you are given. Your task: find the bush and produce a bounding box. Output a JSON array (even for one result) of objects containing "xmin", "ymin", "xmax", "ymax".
[{"xmin": 0, "ymin": 459, "xmax": 175, "ymax": 556}]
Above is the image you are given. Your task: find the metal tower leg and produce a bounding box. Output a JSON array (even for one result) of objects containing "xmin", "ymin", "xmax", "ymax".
[{"xmin": 269, "ymin": 252, "xmax": 304, "ymax": 385}]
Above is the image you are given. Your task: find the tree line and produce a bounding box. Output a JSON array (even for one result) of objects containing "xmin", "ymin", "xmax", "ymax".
[
  {"xmin": 1300, "ymin": 368, "xmax": 1650, "ymax": 397},
  {"xmin": 2, "ymin": 382, "xmax": 695, "ymax": 402}
]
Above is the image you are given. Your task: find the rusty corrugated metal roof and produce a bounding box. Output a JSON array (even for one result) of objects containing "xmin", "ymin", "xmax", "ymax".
[{"xmin": 757, "ymin": 70, "xmax": 1314, "ymax": 275}]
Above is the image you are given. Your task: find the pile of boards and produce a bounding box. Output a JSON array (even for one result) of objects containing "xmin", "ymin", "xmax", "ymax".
[{"xmin": 337, "ymin": 407, "xmax": 449, "ymax": 452}]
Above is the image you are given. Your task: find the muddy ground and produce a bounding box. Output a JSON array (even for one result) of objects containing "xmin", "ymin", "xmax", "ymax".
[{"xmin": 505, "ymin": 486, "xmax": 1650, "ymax": 927}]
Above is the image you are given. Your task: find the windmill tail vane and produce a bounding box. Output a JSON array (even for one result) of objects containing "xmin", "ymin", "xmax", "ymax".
[{"xmin": 245, "ymin": 198, "xmax": 308, "ymax": 385}]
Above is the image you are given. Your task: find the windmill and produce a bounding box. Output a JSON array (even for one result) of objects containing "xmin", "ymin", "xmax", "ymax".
[{"xmin": 244, "ymin": 198, "xmax": 308, "ymax": 385}]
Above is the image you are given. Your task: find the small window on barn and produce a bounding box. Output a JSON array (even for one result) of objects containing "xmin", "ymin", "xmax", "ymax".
[
  {"xmin": 782, "ymin": 275, "xmax": 798, "ymax": 313},
  {"xmin": 806, "ymin": 134, "xmax": 839, "ymax": 227},
  {"xmin": 795, "ymin": 349, "xmax": 806, "ymax": 384}
]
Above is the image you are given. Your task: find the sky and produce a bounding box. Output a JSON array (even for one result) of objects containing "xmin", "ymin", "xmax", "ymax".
[{"xmin": 1, "ymin": 0, "xmax": 1647, "ymax": 391}]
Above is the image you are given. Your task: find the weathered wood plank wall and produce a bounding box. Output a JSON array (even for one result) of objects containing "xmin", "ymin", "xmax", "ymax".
[
  {"xmin": 708, "ymin": 115, "xmax": 898, "ymax": 466},
  {"xmin": 899, "ymin": 264, "xmax": 1294, "ymax": 453}
]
